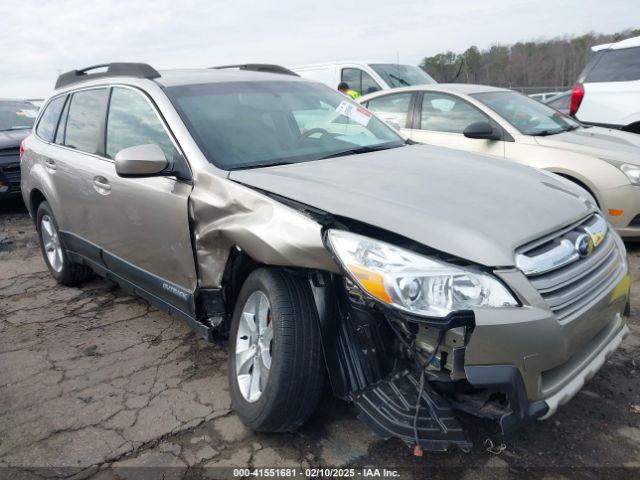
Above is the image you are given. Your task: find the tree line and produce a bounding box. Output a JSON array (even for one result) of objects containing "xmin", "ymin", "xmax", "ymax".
[{"xmin": 420, "ymin": 28, "xmax": 640, "ymax": 89}]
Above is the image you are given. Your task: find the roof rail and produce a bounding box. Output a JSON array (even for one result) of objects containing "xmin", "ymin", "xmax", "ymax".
[
  {"xmin": 55, "ymin": 63, "xmax": 161, "ymax": 89},
  {"xmin": 210, "ymin": 64, "xmax": 299, "ymax": 77}
]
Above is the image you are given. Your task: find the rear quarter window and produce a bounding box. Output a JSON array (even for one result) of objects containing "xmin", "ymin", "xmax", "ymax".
[
  {"xmin": 35, "ymin": 96, "xmax": 66, "ymax": 141},
  {"xmin": 585, "ymin": 47, "xmax": 640, "ymax": 82}
]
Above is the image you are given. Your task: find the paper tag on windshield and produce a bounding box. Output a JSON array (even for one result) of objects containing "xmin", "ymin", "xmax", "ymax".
[
  {"xmin": 16, "ymin": 109, "xmax": 38, "ymax": 118},
  {"xmin": 335, "ymin": 101, "xmax": 372, "ymax": 127}
]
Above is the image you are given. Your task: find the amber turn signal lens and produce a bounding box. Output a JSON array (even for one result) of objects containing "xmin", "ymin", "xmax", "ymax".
[
  {"xmin": 347, "ymin": 264, "xmax": 392, "ymax": 304},
  {"xmin": 608, "ymin": 209, "xmax": 624, "ymax": 217}
]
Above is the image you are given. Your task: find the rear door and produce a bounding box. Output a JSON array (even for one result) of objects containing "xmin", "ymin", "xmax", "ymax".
[
  {"xmin": 364, "ymin": 91, "xmax": 416, "ymax": 133},
  {"xmin": 404, "ymin": 91, "xmax": 505, "ymax": 158},
  {"xmin": 48, "ymin": 87, "xmax": 111, "ymax": 267}
]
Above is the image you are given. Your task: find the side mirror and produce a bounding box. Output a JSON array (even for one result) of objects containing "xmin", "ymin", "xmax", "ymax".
[
  {"xmin": 114, "ymin": 144, "xmax": 168, "ymax": 177},
  {"xmin": 463, "ymin": 121, "xmax": 502, "ymax": 141}
]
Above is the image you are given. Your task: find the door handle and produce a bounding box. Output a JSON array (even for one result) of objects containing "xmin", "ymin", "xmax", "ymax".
[
  {"xmin": 44, "ymin": 159, "xmax": 56, "ymax": 171},
  {"xmin": 93, "ymin": 176, "xmax": 111, "ymax": 195}
]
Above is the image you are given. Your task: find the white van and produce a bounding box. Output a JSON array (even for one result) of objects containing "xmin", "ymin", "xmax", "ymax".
[{"xmin": 290, "ymin": 62, "xmax": 436, "ymax": 96}]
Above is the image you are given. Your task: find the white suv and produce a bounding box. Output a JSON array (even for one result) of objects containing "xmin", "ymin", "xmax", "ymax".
[{"xmin": 570, "ymin": 35, "xmax": 640, "ymax": 133}]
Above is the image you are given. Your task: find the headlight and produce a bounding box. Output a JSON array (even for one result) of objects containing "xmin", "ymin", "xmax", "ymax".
[
  {"xmin": 326, "ymin": 230, "xmax": 518, "ymax": 318},
  {"xmin": 620, "ymin": 164, "xmax": 640, "ymax": 185}
]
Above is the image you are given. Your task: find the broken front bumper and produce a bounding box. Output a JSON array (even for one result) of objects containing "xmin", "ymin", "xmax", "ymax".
[{"xmin": 311, "ymin": 260, "xmax": 630, "ymax": 452}]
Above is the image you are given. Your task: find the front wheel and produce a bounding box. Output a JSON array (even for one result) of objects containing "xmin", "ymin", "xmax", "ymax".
[{"xmin": 228, "ymin": 268, "xmax": 325, "ymax": 432}]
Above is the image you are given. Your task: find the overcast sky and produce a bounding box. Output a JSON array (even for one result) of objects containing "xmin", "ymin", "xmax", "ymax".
[{"xmin": 1, "ymin": 0, "xmax": 636, "ymax": 98}]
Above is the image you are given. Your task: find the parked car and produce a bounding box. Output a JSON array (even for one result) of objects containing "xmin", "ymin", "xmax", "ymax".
[
  {"xmin": 22, "ymin": 63, "xmax": 630, "ymax": 454},
  {"xmin": 290, "ymin": 61, "xmax": 436, "ymax": 96},
  {"xmin": 570, "ymin": 35, "xmax": 640, "ymax": 132},
  {"xmin": 360, "ymin": 84, "xmax": 640, "ymax": 239},
  {"xmin": 544, "ymin": 90, "xmax": 571, "ymax": 115},
  {"xmin": 1, "ymin": 99, "xmax": 38, "ymax": 200}
]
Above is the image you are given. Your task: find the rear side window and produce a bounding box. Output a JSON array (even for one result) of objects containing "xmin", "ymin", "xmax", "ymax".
[
  {"xmin": 585, "ymin": 47, "xmax": 640, "ymax": 82},
  {"xmin": 106, "ymin": 87, "xmax": 178, "ymax": 161},
  {"xmin": 366, "ymin": 93, "xmax": 413, "ymax": 128},
  {"xmin": 36, "ymin": 96, "xmax": 66, "ymax": 142},
  {"xmin": 64, "ymin": 89, "xmax": 109, "ymax": 154}
]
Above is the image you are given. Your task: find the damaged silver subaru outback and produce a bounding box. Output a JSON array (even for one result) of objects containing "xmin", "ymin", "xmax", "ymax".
[{"xmin": 21, "ymin": 63, "xmax": 631, "ymax": 453}]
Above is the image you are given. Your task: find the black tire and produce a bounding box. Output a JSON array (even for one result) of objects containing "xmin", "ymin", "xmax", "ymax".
[
  {"xmin": 36, "ymin": 201, "xmax": 93, "ymax": 286},
  {"xmin": 228, "ymin": 268, "xmax": 325, "ymax": 432}
]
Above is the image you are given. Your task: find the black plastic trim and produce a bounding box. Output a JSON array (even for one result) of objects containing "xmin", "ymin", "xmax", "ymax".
[
  {"xmin": 60, "ymin": 230, "xmax": 102, "ymax": 266},
  {"xmin": 354, "ymin": 369, "xmax": 472, "ymax": 452},
  {"xmin": 59, "ymin": 231, "xmax": 201, "ymax": 330},
  {"xmin": 101, "ymin": 250, "xmax": 195, "ymax": 316},
  {"xmin": 464, "ymin": 365, "xmax": 548, "ymax": 434},
  {"xmin": 55, "ymin": 63, "xmax": 161, "ymax": 89}
]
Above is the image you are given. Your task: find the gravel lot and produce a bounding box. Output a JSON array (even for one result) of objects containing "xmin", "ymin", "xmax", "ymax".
[{"xmin": 1, "ymin": 197, "xmax": 639, "ymax": 479}]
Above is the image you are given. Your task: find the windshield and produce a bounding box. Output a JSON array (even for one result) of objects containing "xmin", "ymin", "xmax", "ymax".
[
  {"xmin": 0, "ymin": 101, "xmax": 38, "ymax": 131},
  {"xmin": 369, "ymin": 64, "xmax": 436, "ymax": 88},
  {"xmin": 166, "ymin": 81, "xmax": 404, "ymax": 170},
  {"xmin": 472, "ymin": 91, "xmax": 580, "ymax": 136}
]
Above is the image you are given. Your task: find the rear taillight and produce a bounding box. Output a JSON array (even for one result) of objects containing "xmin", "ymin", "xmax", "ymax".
[
  {"xmin": 19, "ymin": 140, "xmax": 25, "ymax": 158},
  {"xmin": 569, "ymin": 83, "xmax": 584, "ymax": 116}
]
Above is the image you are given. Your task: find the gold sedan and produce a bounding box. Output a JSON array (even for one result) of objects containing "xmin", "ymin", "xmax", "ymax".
[{"xmin": 360, "ymin": 84, "xmax": 640, "ymax": 239}]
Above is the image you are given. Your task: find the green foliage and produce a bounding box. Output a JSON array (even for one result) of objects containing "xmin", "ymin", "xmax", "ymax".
[{"xmin": 419, "ymin": 28, "xmax": 639, "ymax": 88}]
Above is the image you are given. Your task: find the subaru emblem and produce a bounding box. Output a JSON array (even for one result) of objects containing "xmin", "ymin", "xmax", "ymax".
[{"xmin": 575, "ymin": 233, "xmax": 595, "ymax": 257}]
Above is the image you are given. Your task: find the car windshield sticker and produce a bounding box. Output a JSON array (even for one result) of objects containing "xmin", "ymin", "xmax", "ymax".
[
  {"xmin": 335, "ymin": 100, "xmax": 372, "ymax": 127},
  {"xmin": 16, "ymin": 109, "xmax": 38, "ymax": 118}
]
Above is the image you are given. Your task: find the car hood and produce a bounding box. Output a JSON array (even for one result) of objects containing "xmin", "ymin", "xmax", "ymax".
[
  {"xmin": 534, "ymin": 126, "xmax": 640, "ymax": 166},
  {"xmin": 229, "ymin": 145, "xmax": 595, "ymax": 267},
  {"xmin": 0, "ymin": 129, "xmax": 30, "ymax": 150}
]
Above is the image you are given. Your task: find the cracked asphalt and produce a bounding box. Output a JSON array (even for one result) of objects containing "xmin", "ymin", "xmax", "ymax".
[{"xmin": 1, "ymin": 197, "xmax": 639, "ymax": 479}]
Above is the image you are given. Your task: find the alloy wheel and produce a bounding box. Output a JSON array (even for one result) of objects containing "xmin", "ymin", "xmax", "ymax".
[
  {"xmin": 41, "ymin": 215, "xmax": 64, "ymax": 273},
  {"xmin": 235, "ymin": 291, "xmax": 274, "ymax": 402}
]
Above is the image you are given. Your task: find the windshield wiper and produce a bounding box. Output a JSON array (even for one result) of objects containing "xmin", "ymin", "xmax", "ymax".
[
  {"xmin": 318, "ymin": 143, "xmax": 404, "ymax": 160},
  {"xmin": 535, "ymin": 124, "xmax": 580, "ymax": 136},
  {"xmin": 533, "ymin": 128, "xmax": 565, "ymax": 137},
  {"xmin": 232, "ymin": 161, "xmax": 295, "ymax": 170},
  {"xmin": 388, "ymin": 74, "xmax": 410, "ymax": 86},
  {"xmin": 0, "ymin": 126, "xmax": 32, "ymax": 132}
]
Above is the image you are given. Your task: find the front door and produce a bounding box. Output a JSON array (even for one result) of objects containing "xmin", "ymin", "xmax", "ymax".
[{"xmin": 405, "ymin": 91, "xmax": 505, "ymax": 158}]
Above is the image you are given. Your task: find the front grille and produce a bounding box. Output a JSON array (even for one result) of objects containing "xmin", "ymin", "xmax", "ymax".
[
  {"xmin": 0, "ymin": 148, "xmax": 21, "ymax": 188},
  {"xmin": 0, "ymin": 147, "xmax": 19, "ymax": 158},
  {"xmin": 516, "ymin": 214, "xmax": 624, "ymax": 321},
  {"xmin": 1, "ymin": 162, "xmax": 21, "ymax": 187}
]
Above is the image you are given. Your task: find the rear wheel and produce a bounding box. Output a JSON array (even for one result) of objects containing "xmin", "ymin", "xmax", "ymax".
[
  {"xmin": 36, "ymin": 201, "xmax": 93, "ymax": 285},
  {"xmin": 228, "ymin": 268, "xmax": 325, "ymax": 432}
]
